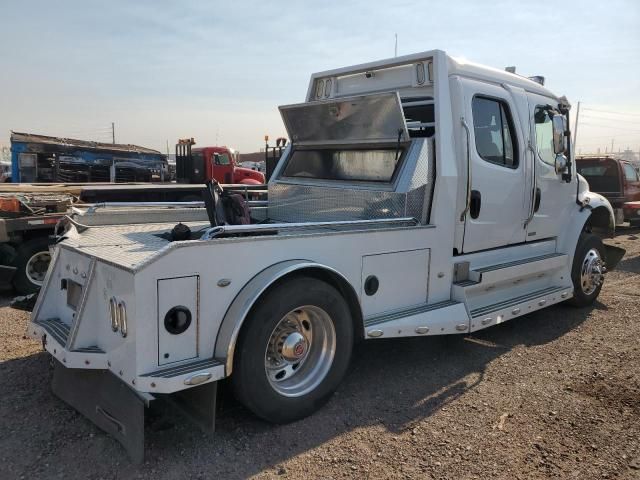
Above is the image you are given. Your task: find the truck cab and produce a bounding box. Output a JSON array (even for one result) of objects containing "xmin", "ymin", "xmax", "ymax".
[
  {"xmin": 29, "ymin": 50, "xmax": 620, "ymax": 462},
  {"xmin": 176, "ymin": 142, "xmax": 265, "ymax": 185}
]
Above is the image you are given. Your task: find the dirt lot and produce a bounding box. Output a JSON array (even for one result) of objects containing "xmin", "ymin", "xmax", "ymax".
[{"xmin": 1, "ymin": 228, "xmax": 639, "ymax": 480}]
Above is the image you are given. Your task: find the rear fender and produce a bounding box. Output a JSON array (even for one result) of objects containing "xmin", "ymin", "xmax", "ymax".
[{"xmin": 214, "ymin": 260, "xmax": 359, "ymax": 375}]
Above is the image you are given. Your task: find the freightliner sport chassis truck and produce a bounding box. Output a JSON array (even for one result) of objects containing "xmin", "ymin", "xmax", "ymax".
[{"xmin": 29, "ymin": 50, "xmax": 623, "ymax": 461}]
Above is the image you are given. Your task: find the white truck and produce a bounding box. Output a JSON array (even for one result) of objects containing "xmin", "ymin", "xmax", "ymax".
[{"xmin": 28, "ymin": 50, "xmax": 624, "ymax": 462}]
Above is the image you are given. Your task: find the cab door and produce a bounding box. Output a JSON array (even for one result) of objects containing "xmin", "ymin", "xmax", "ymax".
[
  {"xmin": 524, "ymin": 93, "xmax": 576, "ymax": 241},
  {"xmin": 460, "ymin": 78, "xmax": 528, "ymax": 253}
]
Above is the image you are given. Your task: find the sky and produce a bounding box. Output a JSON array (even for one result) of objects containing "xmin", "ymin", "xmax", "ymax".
[{"xmin": 0, "ymin": 0, "xmax": 639, "ymax": 156}]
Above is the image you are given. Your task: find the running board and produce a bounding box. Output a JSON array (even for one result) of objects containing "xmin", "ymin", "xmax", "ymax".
[
  {"xmin": 469, "ymin": 286, "xmax": 572, "ymax": 332},
  {"xmin": 364, "ymin": 300, "xmax": 470, "ymax": 338},
  {"xmin": 471, "ymin": 253, "xmax": 567, "ymax": 285}
]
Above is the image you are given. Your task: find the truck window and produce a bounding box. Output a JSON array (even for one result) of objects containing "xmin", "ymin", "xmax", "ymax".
[
  {"xmin": 623, "ymin": 163, "xmax": 639, "ymax": 182},
  {"xmin": 402, "ymin": 97, "xmax": 435, "ymax": 138},
  {"xmin": 217, "ymin": 153, "xmax": 231, "ymax": 166},
  {"xmin": 282, "ymin": 148, "xmax": 402, "ymax": 183},
  {"xmin": 472, "ymin": 97, "xmax": 518, "ymax": 168},
  {"xmin": 534, "ymin": 107, "xmax": 555, "ymax": 165}
]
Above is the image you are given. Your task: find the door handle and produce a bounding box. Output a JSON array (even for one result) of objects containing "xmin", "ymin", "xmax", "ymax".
[
  {"xmin": 470, "ymin": 190, "xmax": 481, "ymax": 219},
  {"xmin": 534, "ymin": 187, "xmax": 541, "ymax": 212}
]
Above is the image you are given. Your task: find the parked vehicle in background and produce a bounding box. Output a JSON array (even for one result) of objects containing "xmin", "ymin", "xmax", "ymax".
[
  {"xmin": 0, "ymin": 162, "xmax": 11, "ymax": 182},
  {"xmin": 576, "ymin": 155, "xmax": 640, "ymax": 225},
  {"xmin": 0, "ymin": 183, "xmax": 266, "ymax": 294},
  {"xmin": 29, "ymin": 49, "xmax": 623, "ymax": 462},
  {"xmin": 175, "ymin": 140, "xmax": 265, "ymax": 185},
  {"xmin": 623, "ymin": 201, "xmax": 640, "ymax": 226},
  {"xmin": 10, "ymin": 132, "xmax": 167, "ymax": 183}
]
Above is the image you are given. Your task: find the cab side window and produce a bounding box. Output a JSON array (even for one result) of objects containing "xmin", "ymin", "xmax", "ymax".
[
  {"xmin": 624, "ymin": 163, "xmax": 639, "ymax": 182},
  {"xmin": 534, "ymin": 107, "xmax": 555, "ymax": 165},
  {"xmin": 472, "ymin": 96, "xmax": 518, "ymax": 168}
]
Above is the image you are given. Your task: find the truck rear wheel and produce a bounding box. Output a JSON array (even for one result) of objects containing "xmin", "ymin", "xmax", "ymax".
[
  {"xmin": 232, "ymin": 277, "xmax": 353, "ymax": 423},
  {"xmin": 567, "ymin": 233, "xmax": 606, "ymax": 307},
  {"xmin": 12, "ymin": 236, "xmax": 51, "ymax": 295}
]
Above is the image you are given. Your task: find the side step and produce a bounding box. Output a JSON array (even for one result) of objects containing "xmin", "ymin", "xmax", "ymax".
[
  {"xmin": 471, "ymin": 253, "xmax": 567, "ymax": 284},
  {"xmin": 452, "ymin": 252, "xmax": 570, "ymax": 313},
  {"xmin": 468, "ymin": 285, "xmax": 572, "ymax": 332},
  {"xmin": 34, "ymin": 317, "xmax": 70, "ymax": 347},
  {"xmin": 364, "ymin": 300, "xmax": 470, "ymax": 338},
  {"xmin": 137, "ymin": 358, "xmax": 225, "ymax": 394}
]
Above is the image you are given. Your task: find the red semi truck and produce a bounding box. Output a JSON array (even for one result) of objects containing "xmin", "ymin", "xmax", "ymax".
[{"xmin": 175, "ymin": 139, "xmax": 265, "ymax": 185}]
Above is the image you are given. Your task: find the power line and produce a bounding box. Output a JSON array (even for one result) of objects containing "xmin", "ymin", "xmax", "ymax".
[
  {"xmin": 580, "ymin": 114, "xmax": 640, "ymax": 125},
  {"xmin": 581, "ymin": 133, "xmax": 640, "ymax": 139},
  {"xmin": 578, "ymin": 122, "xmax": 640, "ymax": 133},
  {"xmin": 581, "ymin": 107, "xmax": 640, "ymax": 118}
]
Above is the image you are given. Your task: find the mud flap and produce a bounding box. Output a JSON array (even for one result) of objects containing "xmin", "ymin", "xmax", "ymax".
[
  {"xmin": 604, "ymin": 244, "xmax": 626, "ymax": 270},
  {"xmin": 164, "ymin": 381, "xmax": 218, "ymax": 433},
  {"xmin": 52, "ymin": 362, "xmax": 147, "ymax": 464}
]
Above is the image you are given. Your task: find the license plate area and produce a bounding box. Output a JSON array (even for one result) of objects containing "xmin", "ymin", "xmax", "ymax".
[{"xmin": 65, "ymin": 279, "xmax": 83, "ymax": 311}]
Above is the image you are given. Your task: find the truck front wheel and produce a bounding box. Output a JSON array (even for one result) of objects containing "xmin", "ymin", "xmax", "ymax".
[
  {"xmin": 12, "ymin": 236, "xmax": 51, "ymax": 295},
  {"xmin": 567, "ymin": 233, "xmax": 606, "ymax": 307},
  {"xmin": 232, "ymin": 277, "xmax": 353, "ymax": 423}
]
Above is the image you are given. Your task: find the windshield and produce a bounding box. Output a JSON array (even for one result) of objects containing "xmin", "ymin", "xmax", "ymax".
[
  {"xmin": 216, "ymin": 153, "xmax": 231, "ymax": 165},
  {"xmin": 282, "ymin": 148, "xmax": 402, "ymax": 183}
]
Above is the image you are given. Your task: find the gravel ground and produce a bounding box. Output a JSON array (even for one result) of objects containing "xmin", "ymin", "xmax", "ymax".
[{"xmin": 0, "ymin": 227, "xmax": 639, "ymax": 480}]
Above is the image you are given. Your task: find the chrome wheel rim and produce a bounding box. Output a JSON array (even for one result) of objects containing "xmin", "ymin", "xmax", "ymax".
[
  {"xmin": 25, "ymin": 251, "xmax": 51, "ymax": 285},
  {"xmin": 264, "ymin": 305, "xmax": 336, "ymax": 398},
  {"xmin": 580, "ymin": 248, "xmax": 604, "ymax": 296}
]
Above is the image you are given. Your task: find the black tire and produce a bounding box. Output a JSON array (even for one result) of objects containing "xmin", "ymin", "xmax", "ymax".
[
  {"xmin": 567, "ymin": 233, "xmax": 606, "ymax": 307},
  {"xmin": 232, "ymin": 276, "xmax": 353, "ymax": 423},
  {"xmin": 12, "ymin": 236, "xmax": 51, "ymax": 295}
]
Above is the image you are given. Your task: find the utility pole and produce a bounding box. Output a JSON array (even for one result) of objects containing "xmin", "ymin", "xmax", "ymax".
[
  {"xmin": 394, "ymin": 33, "xmax": 398, "ymax": 57},
  {"xmin": 111, "ymin": 122, "xmax": 115, "ymax": 144},
  {"xmin": 572, "ymin": 101, "xmax": 580, "ymax": 151},
  {"xmin": 611, "ymin": 138, "xmax": 614, "ymax": 154}
]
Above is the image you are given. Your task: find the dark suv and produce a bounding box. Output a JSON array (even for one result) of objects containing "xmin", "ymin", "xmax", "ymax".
[{"xmin": 576, "ymin": 156, "xmax": 640, "ymax": 225}]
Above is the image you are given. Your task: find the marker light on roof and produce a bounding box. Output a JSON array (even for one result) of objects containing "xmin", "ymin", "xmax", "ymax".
[
  {"xmin": 324, "ymin": 78, "xmax": 332, "ymax": 97},
  {"xmin": 416, "ymin": 63, "xmax": 426, "ymax": 85}
]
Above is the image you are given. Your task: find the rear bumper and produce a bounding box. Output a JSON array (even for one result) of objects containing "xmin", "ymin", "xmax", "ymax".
[
  {"xmin": 623, "ymin": 201, "xmax": 640, "ymax": 221},
  {"xmin": 29, "ymin": 317, "xmax": 225, "ymax": 394}
]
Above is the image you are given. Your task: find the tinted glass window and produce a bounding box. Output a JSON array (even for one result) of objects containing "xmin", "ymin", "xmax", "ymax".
[
  {"xmin": 216, "ymin": 153, "xmax": 231, "ymax": 165},
  {"xmin": 472, "ymin": 97, "xmax": 517, "ymax": 168},
  {"xmin": 624, "ymin": 163, "xmax": 639, "ymax": 181},
  {"xmin": 283, "ymin": 148, "xmax": 401, "ymax": 183},
  {"xmin": 402, "ymin": 97, "xmax": 435, "ymax": 138},
  {"xmin": 577, "ymin": 160, "xmax": 621, "ymax": 193},
  {"xmin": 578, "ymin": 165, "xmax": 608, "ymax": 176},
  {"xmin": 534, "ymin": 107, "xmax": 555, "ymax": 165}
]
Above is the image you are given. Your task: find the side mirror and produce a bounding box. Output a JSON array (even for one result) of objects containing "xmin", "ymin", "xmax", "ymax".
[
  {"xmin": 554, "ymin": 154, "xmax": 568, "ymax": 175},
  {"xmin": 213, "ymin": 153, "xmax": 220, "ymax": 165},
  {"xmin": 552, "ymin": 115, "xmax": 567, "ymax": 154}
]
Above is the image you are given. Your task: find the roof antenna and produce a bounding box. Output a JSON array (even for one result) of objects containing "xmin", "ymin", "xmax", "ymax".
[{"xmin": 394, "ymin": 33, "xmax": 398, "ymax": 57}]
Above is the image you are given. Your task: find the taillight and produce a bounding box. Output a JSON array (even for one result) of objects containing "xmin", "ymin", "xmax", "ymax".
[
  {"xmin": 109, "ymin": 297, "xmax": 119, "ymax": 331},
  {"xmin": 109, "ymin": 297, "xmax": 128, "ymax": 337},
  {"xmin": 118, "ymin": 301, "xmax": 128, "ymax": 337}
]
